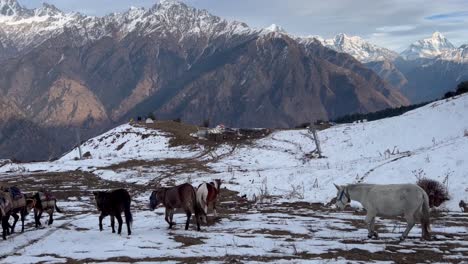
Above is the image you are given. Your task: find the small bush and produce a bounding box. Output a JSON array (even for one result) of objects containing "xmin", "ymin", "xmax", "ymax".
[
  {"xmin": 417, "ymin": 178, "xmax": 450, "ymax": 208},
  {"xmin": 464, "ymin": 129, "xmax": 468, "ymax": 137},
  {"xmin": 173, "ymin": 117, "xmax": 182, "ymax": 123},
  {"xmin": 83, "ymin": 151, "xmax": 92, "ymax": 159},
  {"xmin": 202, "ymin": 119, "xmax": 210, "ymax": 128},
  {"xmin": 295, "ymin": 122, "xmax": 310, "ymax": 129}
]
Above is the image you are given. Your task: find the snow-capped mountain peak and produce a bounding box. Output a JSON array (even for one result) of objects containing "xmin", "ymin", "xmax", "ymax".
[
  {"xmin": 0, "ymin": 0, "xmax": 26, "ymax": 16},
  {"xmin": 34, "ymin": 3, "xmax": 63, "ymax": 17},
  {"xmin": 401, "ymin": 31, "xmax": 455, "ymax": 60},
  {"xmin": 264, "ymin": 24, "xmax": 286, "ymax": 33},
  {"xmin": 305, "ymin": 33, "xmax": 399, "ymax": 63}
]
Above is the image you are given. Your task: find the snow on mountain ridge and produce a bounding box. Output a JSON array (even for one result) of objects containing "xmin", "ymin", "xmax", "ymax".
[
  {"xmin": 401, "ymin": 31, "xmax": 455, "ymax": 60},
  {"xmin": 438, "ymin": 44, "xmax": 468, "ymax": 63},
  {"xmin": 300, "ymin": 33, "xmax": 399, "ymax": 63},
  {"xmin": 0, "ymin": 0, "xmax": 253, "ymax": 57}
]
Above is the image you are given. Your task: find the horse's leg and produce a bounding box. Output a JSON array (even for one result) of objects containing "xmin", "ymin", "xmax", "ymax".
[
  {"xmin": 2, "ymin": 217, "xmax": 7, "ymax": 240},
  {"xmin": 115, "ymin": 213, "xmax": 123, "ymax": 235},
  {"xmin": 185, "ymin": 210, "xmax": 191, "ymax": 230},
  {"xmin": 36, "ymin": 210, "xmax": 43, "ymax": 228},
  {"xmin": 11, "ymin": 212, "xmax": 19, "ymax": 234},
  {"xmin": 48, "ymin": 209, "xmax": 54, "ymax": 225},
  {"xmin": 195, "ymin": 209, "xmax": 201, "ymax": 231},
  {"xmin": 370, "ymin": 217, "xmax": 378, "ymax": 238},
  {"xmin": 164, "ymin": 208, "xmax": 171, "ymax": 228},
  {"xmin": 365, "ymin": 213, "xmax": 377, "ymax": 239},
  {"xmin": 34, "ymin": 209, "xmax": 39, "ymax": 228},
  {"xmin": 169, "ymin": 209, "xmax": 175, "ymax": 225},
  {"xmin": 401, "ymin": 213, "xmax": 416, "ymax": 241},
  {"xmin": 99, "ymin": 214, "xmax": 104, "ymax": 231},
  {"xmin": 111, "ymin": 216, "xmax": 115, "ymax": 233},
  {"xmin": 213, "ymin": 200, "xmax": 218, "ymax": 217},
  {"xmin": 20, "ymin": 208, "xmax": 26, "ymax": 233}
]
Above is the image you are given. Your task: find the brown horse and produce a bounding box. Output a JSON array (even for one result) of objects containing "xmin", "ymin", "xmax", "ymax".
[
  {"xmin": 32, "ymin": 191, "xmax": 62, "ymax": 228},
  {"xmin": 0, "ymin": 191, "xmax": 13, "ymax": 240},
  {"xmin": 196, "ymin": 179, "xmax": 222, "ymax": 223},
  {"xmin": 149, "ymin": 183, "xmax": 205, "ymax": 231},
  {"xmin": 4, "ymin": 187, "xmax": 35, "ymax": 233},
  {"xmin": 93, "ymin": 189, "xmax": 133, "ymax": 235}
]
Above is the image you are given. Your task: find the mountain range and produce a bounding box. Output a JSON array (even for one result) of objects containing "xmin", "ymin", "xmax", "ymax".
[
  {"xmin": 0, "ymin": 0, "xmax": 465, "ymax": 161},
  {"xmin": 306, "ymin": 31, "xmax": 468, "ymax": 103}
]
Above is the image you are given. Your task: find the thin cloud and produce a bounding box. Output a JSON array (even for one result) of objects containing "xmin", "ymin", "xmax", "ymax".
[
  {"xmin": 376, "ymin": 25, "xmax": 417, "ymax": 33},
  {"xmin": 425, "ymin": 11, "xmax": 468, "ymax": 20}
]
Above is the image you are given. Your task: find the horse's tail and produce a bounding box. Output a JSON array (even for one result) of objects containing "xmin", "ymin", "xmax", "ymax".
[
  {"xmin": 54, "ymin": 199, "xmax": 62, "ymax": 213},
  {"xmin": 123, "ymin": 193, "xmax": 133, "ymax": 227},
  {"xmin": 195, "ymin": 184, "xmax": 207, "ymax": 214},
  {"xmin": 192, "ymin": 187, "xmax": 205, "ymax": 217},
  {"xmin": 421, "ymin": 191, "xmax": 431, "ymax": 240}
]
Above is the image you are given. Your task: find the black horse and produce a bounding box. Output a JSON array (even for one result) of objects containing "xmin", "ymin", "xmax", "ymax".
[{"xmin": 93, "ymin": 189, "xmax": 133, "ymax": 235}]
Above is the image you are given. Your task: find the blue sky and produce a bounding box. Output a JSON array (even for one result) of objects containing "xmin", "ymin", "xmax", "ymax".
[{"xmin": 19, "ymin": 0, "xmax": 468, "ymax": 51}]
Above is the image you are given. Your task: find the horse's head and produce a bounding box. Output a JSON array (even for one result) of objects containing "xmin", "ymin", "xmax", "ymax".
[
  {"xmin": 25, "ymin": 198, "xmax": 37, "ymax": 212},
  {"xmin": 149, "ymin": 189, "xmax": 165, "ymax": 210},
  {"xmin": 93, "ymin": 191, "xmax": 105, "ymax": 210},
  {"xmin": 334, "ymin": 184, "xmax": 350, "ymax": 210},
  {"xmin": 214, "ymin": 179, "xmax": 222, "ymax": 191}
]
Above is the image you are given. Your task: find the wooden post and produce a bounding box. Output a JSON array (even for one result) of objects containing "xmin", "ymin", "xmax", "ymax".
[
  {"xmin": 76, "ymin": 128, "xmax": 82, "ymax": 160},
  {"xmin": 309, "ymin": 125, "xmax": 323, "ymax": 158}
]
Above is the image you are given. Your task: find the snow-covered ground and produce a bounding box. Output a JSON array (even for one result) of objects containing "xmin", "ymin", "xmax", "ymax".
[
  {"xmin": 1, "ymin": 94, "xmax": 467, "ymax": 210},
  {"xmin": 0, "ymin": 94, "xmax": 467, "ymax": 263}
]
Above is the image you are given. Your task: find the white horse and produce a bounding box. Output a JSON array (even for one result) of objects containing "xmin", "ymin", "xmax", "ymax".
[
  {"xmin": 196, "ymin": 179, "xmax": 222, "ymax": 223},
  {"xmin": 334, "ymin": 183, "xmax": 431, "ymax": 241}
]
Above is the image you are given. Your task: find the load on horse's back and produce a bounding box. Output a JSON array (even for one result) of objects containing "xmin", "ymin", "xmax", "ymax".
[{"xmin": 33, "ymin": 190, "xmax": 62, "ymax": 228}]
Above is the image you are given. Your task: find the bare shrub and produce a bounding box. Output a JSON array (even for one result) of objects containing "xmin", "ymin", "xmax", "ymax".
[
  {"xmin": 286, "ymin": 183, "xmax": 305, "ymax": 200},
  {"xmin": 464, "ymin": 129, "xmax": 468, "ymax": 137},
  {"xmin": 254, "ymin": 174, "xmax": 271, "ymax": 204},
  {"xmin": 412, "ymin": 169, "xmax": 426, "ymax": 180},
  {"xmin": 417, "ymin": 178, "xmax": 450, "ymax": 208}
]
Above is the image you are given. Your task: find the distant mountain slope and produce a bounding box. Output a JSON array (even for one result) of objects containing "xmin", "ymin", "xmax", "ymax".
[{"xmin": 0, "ymin": 0, "xmax": 409, "ymax": 160}]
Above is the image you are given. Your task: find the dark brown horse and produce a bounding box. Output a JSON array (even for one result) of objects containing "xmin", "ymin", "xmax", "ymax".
[
  {"xmin": 149, "ymin": 183, "xmax": 205, "ymax": 231},
  {"xmin": 32, "ymin": 191, "xmax": 62, "ymax": 228},
  {"xmin": 460, "ymin": 200, "xmax": 467, "ymax": 212},
  {"xmin": 93, "ymin": 189, "xmax": 133, "ymax": 235},
  {"xmin": 196, "ymin": 179, "xmax": 222, "ymax": 223}
]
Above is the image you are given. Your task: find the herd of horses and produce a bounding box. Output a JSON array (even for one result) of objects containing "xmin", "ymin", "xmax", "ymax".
[
  {"xmin": 0, "ymin": 187, "xmax": 62, "ymax": 240},
  {"xmin": 0, "ymin": 179, "xmax": 440, "ymax": 242}
]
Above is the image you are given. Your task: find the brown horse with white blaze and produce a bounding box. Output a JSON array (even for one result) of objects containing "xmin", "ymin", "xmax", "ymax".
[
  {"xmin": 196, "ymin": 179, "xmax": 222, "ymax": 223},
  {"xmin": 149, "ymin": 183, "xmax": 205, "ymax": 231}
]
